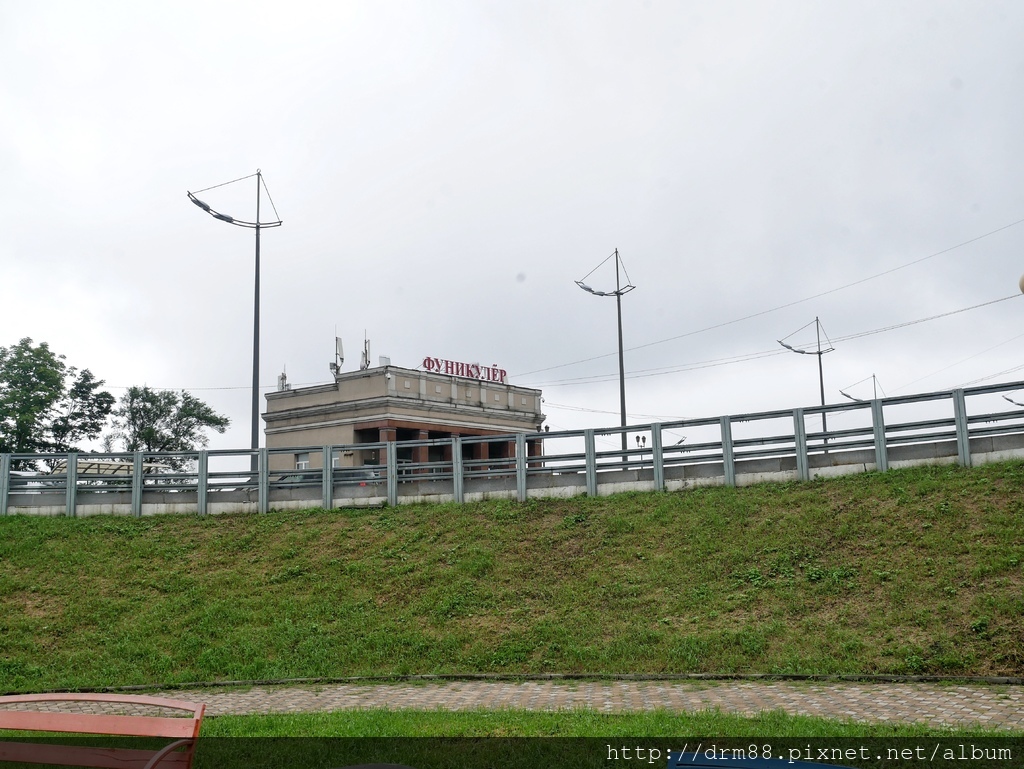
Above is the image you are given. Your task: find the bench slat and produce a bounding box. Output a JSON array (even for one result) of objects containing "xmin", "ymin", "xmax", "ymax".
[
  {"xmin": 0, "ymin": 694, "xmax": 204, "ymax": 769},
  {"xmin": 0, "ymin": 711, "xmax": 199, "ymax": 739}
]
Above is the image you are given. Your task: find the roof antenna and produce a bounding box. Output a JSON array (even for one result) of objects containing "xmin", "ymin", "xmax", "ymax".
[
  {"xmin": 360, "ymin": 331, "xmax": 371, "ymax": 370},
  {"xmin": 329, "ymin": 330, "xmax": 344, "ymax": 379}
]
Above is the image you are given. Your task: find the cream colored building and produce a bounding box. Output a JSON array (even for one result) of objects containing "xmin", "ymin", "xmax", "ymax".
[{"xmin": 263, "ymin": 364, "xmax": 545, "ymax": 471}]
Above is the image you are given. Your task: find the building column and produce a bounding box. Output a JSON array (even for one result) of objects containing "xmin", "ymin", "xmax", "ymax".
[
  {"xmin": 528, "ymin": 438, "xmax": 543, "ymax": 469},
  {"xmin": 477, "ymin": 440, "xmax": 489, "ymax": 472},
  {"xmin": 379, "ymin": 428, "xmax": 396, "ymax": 473},
  {"xmin": 414, "ymin": 429, "xmax": 429, "ymax": 473},
  {"xmin": 442, "ymin": 434, "xmax": 456, "ymax": 463}
]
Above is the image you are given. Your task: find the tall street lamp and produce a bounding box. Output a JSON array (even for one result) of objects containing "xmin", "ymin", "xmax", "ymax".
[
  {"xmin": 778, "ymin": 316, "xmax": 834, "ymax": 442},
  {"xmin": 576, "ymin": 248, "xmax": 635, "ymax": 459},
  {"xmin": 188, "ymin": 171, "xmax": 282, "ymax": 470}
]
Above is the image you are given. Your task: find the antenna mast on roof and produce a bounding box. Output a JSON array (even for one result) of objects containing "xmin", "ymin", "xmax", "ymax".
[
  {"xmin": 329, "ymin": 334, "xmax": 344, "ymax": 379},
  {"xmin": 360, "ymin": 332, "xmax": 371, "ymax": 370}
]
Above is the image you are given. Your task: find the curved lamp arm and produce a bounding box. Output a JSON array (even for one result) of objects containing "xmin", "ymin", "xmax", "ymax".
[{"xmin": 187, "ymin": 192, "xmax": 282, "ymax": 229}]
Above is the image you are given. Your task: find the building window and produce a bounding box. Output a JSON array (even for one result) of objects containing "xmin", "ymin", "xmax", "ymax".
[
  {"xmin": 295, "ymin": 452, "xmax": 310, "ymax": 470},
  {"xmin": 435, "ymin": 384, "xmax": 442, "ymax": 393},
  {"xmin": 331, "ymin": 450, "xmax": 341, "ymax": 468},
  {"xmin": 521, "ymin": 397, "xmax": 527, "ymax": 406},
  {"xmin": 494, "ymin": 394, "xmax": 500, "ymax": 402},
  {"xmin": 404, "ymin": 380, "xmax": 411, "ymax": 389}
]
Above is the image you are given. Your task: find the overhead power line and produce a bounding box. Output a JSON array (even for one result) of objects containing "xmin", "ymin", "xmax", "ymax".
[
  {"xmin": 529, "ymin": 293, "xmax": 1022, "ymax": 388},
  {"xmin": 892, "ymin": 331, "xmax": 1024, "ymax": 394},
  {"xmin": 514, "ymin": 215, "xmax": 1024, "ymax": 379},
  {"xmin": 107, "ymin": 294, "xmax": 1021, "ymax": 394}
]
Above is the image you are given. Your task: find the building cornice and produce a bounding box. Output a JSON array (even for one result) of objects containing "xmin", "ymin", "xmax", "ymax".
[
  {"xmin": 264, "ymin": 408, "xmax": 541, "ymax": 436},
  {"xmin": 264, "ymin": 394, "xmax": 540, "ymax": 424}
]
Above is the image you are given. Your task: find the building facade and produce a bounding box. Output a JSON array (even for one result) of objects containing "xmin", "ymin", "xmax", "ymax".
[{"xmin": 263, "ymin": 363, "xmax": 545, "ymax": 472}]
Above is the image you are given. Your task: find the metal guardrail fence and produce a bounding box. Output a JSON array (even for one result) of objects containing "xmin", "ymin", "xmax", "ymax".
[{"xmin": 2, "ymin": 381, "xmax": 1024, "ymax": 517}]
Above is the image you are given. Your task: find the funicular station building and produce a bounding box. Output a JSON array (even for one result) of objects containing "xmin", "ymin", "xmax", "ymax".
[{"xmin": 263, "ymin": 356, "xmax": 545, "ymax": 474}]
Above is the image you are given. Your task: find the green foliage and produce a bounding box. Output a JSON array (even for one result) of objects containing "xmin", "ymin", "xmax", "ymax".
[
  {"xmin": 49, "ymin": 368, "xmax": 116, "ymax": 454},
  {"xmin": 105, "ymin": 386, "xmax": 229, "ymax": 464},
  {"xmin": 0, "ymin": 338, "xmax": 114, "ymax": 457}
]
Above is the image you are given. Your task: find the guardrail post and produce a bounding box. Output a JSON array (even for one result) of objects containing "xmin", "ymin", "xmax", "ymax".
[
  {"xmin": 793, "ymin": 409, "xmax": 809, "ymax": 481},
  {"xmin": 0, "ymin": 454, "xmax": 10, "ymax": 516},
  {"xmin": 452, "ymin": 437, "xmax": 464, "ymax": 503},
  {"xmin": 322, "ymin": 446, "xmax": 333, "ymax": 509},
  {"xmin": 871, "ymin": 399, "xmax": 888, "ymax": 473},
  {"xmin": 258, "ymin": 448, "xmax": 269, "ymax": 513},
  {"xmin": 720, "ymin": 416, "xmax": 736, "ymax": 487},
  {"xmin": 584, "ymin": 429, "xmax": 597, "ymax": 496},
  {"xmin": 953, "ymin": 388, "xmax": 971, "ymax": 467},
  {"xmin": 131, "ymin": 451, "xmax": 143, "ymax": 517},
  {"xmin": 651, "ymin": 423, "xmax": 664, "ymax": 491},
  {"xmin": 515, "ymin": 433, "xmax": 527, "ymax": 502},
  {"xmin": 65, "ymin": 453, "xmax": 78, "ymax": 517},
  {"xmin": 197, "ymin": 451, "xmax": 208, "ymax": 516},
  {"xmin": 386, "ymin": 440, "xmax": 398, "ymax": 506}
]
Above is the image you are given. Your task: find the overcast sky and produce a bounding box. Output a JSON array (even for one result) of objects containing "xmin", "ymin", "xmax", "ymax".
[{"xmin": 3, "ymin": 0, "xmax": 1024, "ymax": 450}]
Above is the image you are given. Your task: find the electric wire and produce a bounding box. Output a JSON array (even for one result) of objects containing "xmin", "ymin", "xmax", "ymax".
[
  {"xmin": 545, "ymin": 400, "xmax": 686, "ymax": 421},
  {"xmin": 577, "ymin": 251, "xmax": 616, "ymax": 283},
  {"xmin": 778, "ymin": 318, "xmax": 819, "ymax": 344},
  {"xmin": 106, "ymin": 293, "xmax": 1019, "ymax": 395},
  {"xmin": 839, "ymin": 374, "xmax": 886, "ymax": 400},
  {"xmin": 514, "ymin": 215, "xmax": 1024, "ymax": 379},
  {"xmin": 191, "ymin": 173, "xmax": 258, "ymax": 195},
  {"xmin": 530, "ymin": 348, "xmax": 789, "ymax": 387},
  {"xmin": 956, "ymin": 363, "xmax": 1024, "ymax": 388},
  {"xmin": 260, "ymin": 173, "xmax": 282, "ymax": 221},
  {"xmin": 618, "ymin": 252, "xmax": 634, "ymax": 287},
  {"xmin": 891, "ymin": 331, "xmax": 1024, "ymax": 394},
  {"xmin": 834, "ymin": 294, "xmax": 1017, "ymax": 343},
  {"xmin": 778, "ymin": 317, "xmax": 835, "ymax": 354},
  {"xmin": 528, "ymin": 293, "xmax": 1022, "ymax": 389},
  {"xmin": 841, "ymin": 374, "xmax": 876, "ymax": 390}
]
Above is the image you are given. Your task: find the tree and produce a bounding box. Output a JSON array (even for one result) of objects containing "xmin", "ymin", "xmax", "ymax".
[
  {"xmin": 106, "ymin": 387, "xmax": 230, "ymax": 467},
  {"xmin": 49, "ymin": 369, "xmax": 116, "ymax": 454},
  {"xmin": 0, "ymin": 338, "xmax": 115, "ymax": 457}
]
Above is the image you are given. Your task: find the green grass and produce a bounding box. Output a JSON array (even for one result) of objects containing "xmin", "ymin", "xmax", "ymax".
[
  {"xmin": 201, "ymin": 708, "xmax": 1020, "ymax": 736},
  {"xmin": 1, "ymin": 461, "xmax": 1022, "ymax": 692}
]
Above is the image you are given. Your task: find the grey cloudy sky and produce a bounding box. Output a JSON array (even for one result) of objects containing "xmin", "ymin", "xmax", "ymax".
[{"xmin": 2, "ymin": 0, "xmax": 1024, "ymax": 449}]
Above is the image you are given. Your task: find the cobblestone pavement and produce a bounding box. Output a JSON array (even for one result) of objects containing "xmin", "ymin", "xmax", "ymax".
[{"xmin": 168, "ymin": 681, "xmax": 1024, "ymax": 729}]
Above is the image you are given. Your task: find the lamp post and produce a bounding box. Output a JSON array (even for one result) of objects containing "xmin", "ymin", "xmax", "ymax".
[
  {"xmin": 778, "ymin": 317, "xmax": 834, "ymax": 443},
  {"xmin": 576, "ymin": 248, "xmax": 635, "ymax": 459},
  {"xmin": 188, "ymin": 171, "xmax": 282, "ymax": 470}
]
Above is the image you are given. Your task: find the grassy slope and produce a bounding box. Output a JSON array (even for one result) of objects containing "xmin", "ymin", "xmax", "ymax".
[{"xmin": 1, "ymin": 461, "xmax": 1022, "ymax": 692}]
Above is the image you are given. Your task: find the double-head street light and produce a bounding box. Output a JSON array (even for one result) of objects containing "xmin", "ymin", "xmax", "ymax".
[
  {"xmin": 188, "ymin": 171, "xmax": 282, "ymax": 470},
  {"xmin": 576, "ymin": 248, "xmax": 635, "ymax": 459}
]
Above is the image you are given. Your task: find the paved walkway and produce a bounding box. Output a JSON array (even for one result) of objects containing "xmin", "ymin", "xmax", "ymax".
[{"xmin": 171, "ymin": 681, "xmax": 1024, "ymax": 729}]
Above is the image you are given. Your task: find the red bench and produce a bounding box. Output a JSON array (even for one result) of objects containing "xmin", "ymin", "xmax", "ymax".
[{"xmin": 0, "ymin": 693, "xmax": 205, "ymax": 769}]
